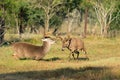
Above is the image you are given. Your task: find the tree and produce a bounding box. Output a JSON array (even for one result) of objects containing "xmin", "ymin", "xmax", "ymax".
[
  {"xmin": 110, "ymin": 1, "xmax": 120, "ymax": 31},
  {"xmin": 0, "ymin": 0, "xmax": 8, "ymax": 45},
  {"xmin": 27, "ymin": 7, "xmax": 45, "ymax": 33},
  {"xmin": 79, "ymin": 0, "xmax": 91, "ymax": 38},
  {"xmin": 31, "ymin": 0, "xmax": 64, "ymax": 36},
  {"xmin": 59, "ymin": 0, "xmax": 82, "ymax": 35},
  {"xmin": 91, "ymin": 0, "xmax": 120, "ymax": 37},
  {"xmin": 0, "ymin": 17, "xmax": 5, "ymax": 45},
  {"xmin": 4, "ymin": 0, "xmax": 29, "ymax": 37}
]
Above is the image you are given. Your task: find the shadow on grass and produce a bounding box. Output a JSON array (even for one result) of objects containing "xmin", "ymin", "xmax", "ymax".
[
  {"xmin": 0, "ymin": 66, "xmax": 119, "ymax": 80},
  {"xmin": 20, "ymin": 57, "xmax": 88, "ymax": 61},
  {"xmin": 19, "ymin": 57, "xmax": 61, "ymax": 61},
  {"xmin": 77, "ymin": 57, "xmax": 89, "ymax": 61},
  {"xmin": 43, "ymin": 57, "xmax": 61, "ymax": 61},
  {"xmin": 68, "ymin": 57, "xmax": 89, "ymax": 61}
]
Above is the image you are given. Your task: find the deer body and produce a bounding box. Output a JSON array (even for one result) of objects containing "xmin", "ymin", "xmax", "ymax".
[
  {"xmin": 67, "ymin": 38, "xmax": 85, "ymax": 52},
  {"xmin": 12, "ymin": 38, "xmax": 54, "ymax": 60},
  {"xmin": 61, "ymin": 37, "xmax": 88, "ymax": 60}
]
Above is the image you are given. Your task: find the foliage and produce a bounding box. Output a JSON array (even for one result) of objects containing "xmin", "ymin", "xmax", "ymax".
[
  {"xmin": 27, "ymin": 7, "xmax": 45, "ymax": 27},
  {"xmin": 110, "ymin": 1, "xmax": 120, "ymax": 30},
  {"xmin": 0, "ymin": 0, "xmax": 120, "ymax": 37},
  {"xmin": 91, "ymin": 0, "xmax": 119, "ymax": 37}
]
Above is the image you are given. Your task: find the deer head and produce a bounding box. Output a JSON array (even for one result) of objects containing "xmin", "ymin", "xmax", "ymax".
[
  {"xmin": 58, "ymin": 35, "xmax": 71, "ymax": 51},
  {"xmin": 42, "ymin": 37, "xmax": 55, "ymax": 44}
]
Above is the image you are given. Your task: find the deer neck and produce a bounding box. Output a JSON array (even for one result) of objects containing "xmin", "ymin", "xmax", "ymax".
[
  {"xmin": 67, "ymin": 38, "xmax": 72, "ymax": 49},
  {"xmin": 42, "ymin": 41, "xmax": 51, "ymax": 54}
]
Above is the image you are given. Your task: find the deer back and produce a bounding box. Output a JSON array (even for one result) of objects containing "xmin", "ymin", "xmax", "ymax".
[
  {"xmin": 12, "ymin": 42, "xmax": 44, "ymax": 55},
  {"xmin": 68, "ymin": 38, "xmax": 84, "ymax": 50}
]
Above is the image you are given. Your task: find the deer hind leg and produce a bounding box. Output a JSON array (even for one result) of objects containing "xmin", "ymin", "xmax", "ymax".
[
  {"xmin": 75, "ymin": 51, "xmax": 80, "ymax": 59},
  {"xmin": 82, "ymin": 48, "xmax": 89, "ymax": 60}
]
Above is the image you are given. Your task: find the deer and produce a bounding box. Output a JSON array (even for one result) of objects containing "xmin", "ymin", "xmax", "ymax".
[
  {"xmin": 12, "ymin": 37, "xmax": 55, "ymax": 60},
  {"xmin": 59, "ymin": 36, "xmax": 89, "ymax": 60}
]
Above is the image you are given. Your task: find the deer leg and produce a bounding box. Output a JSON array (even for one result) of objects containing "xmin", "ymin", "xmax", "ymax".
[
  {"xmin": 82, "ymin": 48, "xmax": 89, "ymax": 60},
  {"xmin": 68, "ymin": 52, "xmax": 72, "ymax": 61},
  {"xmin": 76, "ymin": 52, "xmax": 79, "ymax": 59},
  {"xmin": 35, "ymin": 56, "xmax": 41, "ymax": 61},
  {"xmin": 68, "ymin": 52, "xmax": 75, "ymax": 61},
  {"xmin": 72, "ymin": 52, "xmax": 75, "ymax": 60},
  {"xmin": 74, "ymin": 50, "xmax": 80, "ymax": 59},
  {"xmin": 68, "ymin": 53, "xmax": 71, "ymax": 61}
]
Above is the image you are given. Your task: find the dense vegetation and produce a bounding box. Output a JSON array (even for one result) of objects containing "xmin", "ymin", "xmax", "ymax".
[{"xmin": 0, "ymin": 0, "xmax": 120, "ymax": 41}]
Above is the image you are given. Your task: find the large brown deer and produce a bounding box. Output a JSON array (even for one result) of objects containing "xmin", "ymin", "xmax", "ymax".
[
  {"xmin": 59, "ymin": 36, "xmax": 89, "ymax": 60},
  {"xmin": 12, "ymin": 37, "xmax": 55, "ymax": 60}
]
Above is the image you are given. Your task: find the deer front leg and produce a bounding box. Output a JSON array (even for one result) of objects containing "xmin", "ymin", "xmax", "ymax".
[
  {"xmin": 68, "ymin": 52, "xmax": 75, "ymax": 61},
  {"xmin": 35, "ymin": 56, "xmax": 41, "ymax": 61},
  {"xmin": 68, "ymin": 52, "xmax": 71, "ymax": 61},
  {"xmin": 68, "ymin": 49, "xmax": 76, "ymax": 61},
  {"xmin": 72, "ymin": 52, "xmax": 75, "ymax": 60}
]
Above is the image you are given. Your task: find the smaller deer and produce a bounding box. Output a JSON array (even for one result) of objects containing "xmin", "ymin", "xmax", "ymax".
[
  {"xmin": 59, "ymin": 36, "xmax": 89, "ymax": 60},
  {"xmin": 12, "ymin": 37, "xmax": 55, "ymax": 60}
]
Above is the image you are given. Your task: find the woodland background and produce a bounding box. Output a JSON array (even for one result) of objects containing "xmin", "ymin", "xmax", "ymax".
[{"xmin": 0, "ymin": 0, "xmax": 120, "ymax": 45}]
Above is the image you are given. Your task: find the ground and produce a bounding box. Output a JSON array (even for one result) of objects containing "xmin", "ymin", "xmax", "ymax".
[{"xmin": 0, "ymin": 34, "xmax": 120, "ymax": 80}]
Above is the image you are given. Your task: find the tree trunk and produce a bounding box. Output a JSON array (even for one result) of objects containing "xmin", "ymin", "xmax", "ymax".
[
  {"xmin": 0, "ymin": 18, "xmax": 5, "ymax": 45},
  {"xmin": 83, "ymin": 8, "xmax": 88, "ymax": 38},
  {"xmin": 18, "ymin": 8, "xmax": 25, "ymax": 38},
  {"xmin": 44, "ymin": 14, "xmax": 49, "ymax": 36},
  {"xmin": 30, "ymin": 25, "xmax": 37, "ymax": 33},
  {"xmin": 67, "ymin": 18, "xmax": 73, "ymax": 34},
  {"xmin": 103, "ymin": 25, "xmax": 109, "ymax": 37},
  {"xmin": 14, "ymin": 14, "xmax": 19, "ymax": 34},
  {"xmin": 79, "ymin": 9, "xmax": 83, "ymax": 22},
  {"xmin": 0, "ymin": 29, "xmax": 4, "ymax": 44},
  {"xmin": 103, "ymin": 29, "xmax": 107, "ymax": 37},
  {"xmin": 18, "ymin": 19, "xmax": 24, "ymax": 38},
  {"xmin": 0, "ymin": 3, "xmax": 5, "ymax": 45}
]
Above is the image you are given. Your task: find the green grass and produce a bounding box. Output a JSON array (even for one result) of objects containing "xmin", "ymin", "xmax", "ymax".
[{"xmin": 0, "ymin": 34, "xmax": 120, "ymax": 80}]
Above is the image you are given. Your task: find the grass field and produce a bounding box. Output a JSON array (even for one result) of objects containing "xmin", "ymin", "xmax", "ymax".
[{"xmin": 0, "ymin": 34, "xmax": 120, "ymax": 80}]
